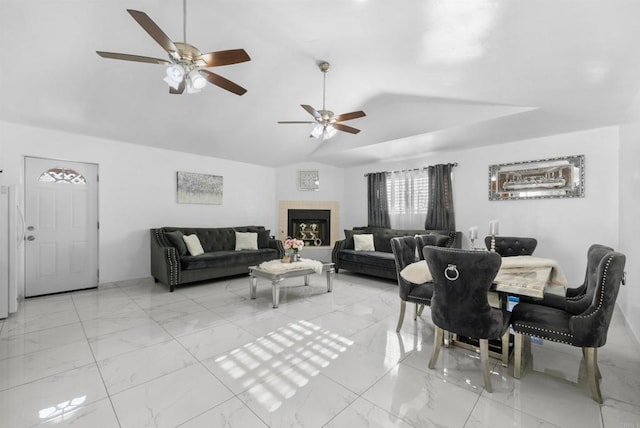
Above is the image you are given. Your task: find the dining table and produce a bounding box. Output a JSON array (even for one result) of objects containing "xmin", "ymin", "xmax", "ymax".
[{"xmin": 408, "ymin": 253, "xmax": 569, "ymax": 365}]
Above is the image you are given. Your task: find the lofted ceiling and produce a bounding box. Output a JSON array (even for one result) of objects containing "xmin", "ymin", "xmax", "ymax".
[{"xmin": 1, "ymin": 0, "xmax": 640, "ymax": 168}]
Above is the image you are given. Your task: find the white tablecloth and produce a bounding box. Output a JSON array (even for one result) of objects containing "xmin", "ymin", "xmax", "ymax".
[
  {"xmin": 400, "ymin": 255, "xmax": 567, "ymax": 298},
  {"xmin": 257, "ymin": 258, "xmax": 324, "ymax": 275}
]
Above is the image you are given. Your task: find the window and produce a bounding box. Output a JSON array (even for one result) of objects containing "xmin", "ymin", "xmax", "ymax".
[
  {"xmin": 38, "ymin": 168, "xmax": 87, "ymax": 185},
  {"xmin": 386, "ymin": 169, "xmax": 429, "ymax": 229}
]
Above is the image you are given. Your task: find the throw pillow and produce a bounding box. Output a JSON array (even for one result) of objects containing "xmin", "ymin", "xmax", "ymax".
[
  {"xmin": 353, "ymin": 234, "xmax": 375, "ymax": 251},
  {"xmin": 235, "ymin": 232, "xmax": 258, "ymax": 250},
  {"xmin": 344, "ymin": 229, "xmax": 367, "ymax": 250},
  {"xmin": 400, "ymin": 260, "xmax": 433, "ymax": 284},
  {"xmin": 165, "ymin": 230, "xmax": 187, "ymax": 256},
  {"xmin": 183, "ymin": 234, "xmax": 205, "ymax": 256}
]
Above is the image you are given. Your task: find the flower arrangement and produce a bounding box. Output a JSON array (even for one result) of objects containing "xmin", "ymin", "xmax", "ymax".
[{"xmin": 284, "ymin": 238, "xmax": 305, "ymax": 253}]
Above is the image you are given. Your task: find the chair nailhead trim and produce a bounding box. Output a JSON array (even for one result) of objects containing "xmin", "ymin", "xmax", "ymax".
[
  {"xmin": 515, "ymin": 331, "xmax": 573, "ymax": 346},
  {"xmin": 574, "ymin": 255, "xmax": 613, "ymax": 320},
  {"xmin": 513, "ymin": 322, "xmax": 573, "ymax": 338}
]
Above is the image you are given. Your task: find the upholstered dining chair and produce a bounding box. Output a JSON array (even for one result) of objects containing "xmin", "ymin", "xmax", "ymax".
[
  {"xmin": 510, "ymin": 250, "xmax": 626, "ymax": 403},
  {"xmin": 390, "ymin": 236, "xmax": 434, "ymax": 332},
  {"xmin": 416, "ymin": 234, "xmax": 450, "ymax": 260},
  {"xmin": 423, "ymin": 247, "xmax": 509, "ymax": 393},
  {"xmin": 519, "ymin": 244, "xmax": 613, "ymax": 312},
  {"xmin": 485, "ymin": 236, "xmax": 537, "ymax": 256}
]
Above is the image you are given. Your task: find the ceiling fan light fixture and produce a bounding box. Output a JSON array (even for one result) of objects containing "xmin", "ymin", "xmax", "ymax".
[
  {"xmin": 165, "ymin": 64, "xmax": 185, "ymax": 82},
  {"xmin": 310, "ymin": 124, "xmax": 324, "ymax": 139},
  {"xmin": 163, "ymin": 76, "xmax": 181, "ymax": 90},
  {"xmin": 324, "ymin": 125, "xmax": 338, "ymax": 139},
  {"xmin": 188, "ymin": 69, "xmax": 207, "ymax": 89}
]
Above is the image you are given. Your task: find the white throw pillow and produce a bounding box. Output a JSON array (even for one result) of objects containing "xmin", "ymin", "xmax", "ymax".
[
  {"xmin": 235, "ymin": 232, "xmax": 258, "ymax": 250},
  {"xmin": 182, "ymin": 234, "xmax": 205, "ymax": 256},
  {"xmin": 353, "ymin": 234, "xmax": 375, "ymax": 251},
  {"xmin": 400, "ymin": 260, "xmax": 433, "ymax": 284}
]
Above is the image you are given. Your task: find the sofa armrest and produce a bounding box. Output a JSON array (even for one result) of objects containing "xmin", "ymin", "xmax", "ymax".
[
  {"xmin": 332, "ymin": 239, "xmax": 346, "ymax": 271},
  {"xmin": 268, "ymin": 238, "xmax": 285, "ymax": 258},
  {"xmin": 150, "ymin": 229, "xmax": 181, "ymax": 291}
]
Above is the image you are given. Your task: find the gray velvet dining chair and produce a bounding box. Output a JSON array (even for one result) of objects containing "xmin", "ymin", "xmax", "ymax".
[
  {"xmin": 510, "ymin": 250, "xmax": 626, "ymax": 403},
  {"xmin": 390, "ymin": 236, "xmax": 434, "ymax": 332},
  {"xmin": 423, "ymin": 246, "xmax": 510, "ymax": 393},
  {"xmin": 485, "ymin": 236, "xmax": 537, "ymax": 256}
]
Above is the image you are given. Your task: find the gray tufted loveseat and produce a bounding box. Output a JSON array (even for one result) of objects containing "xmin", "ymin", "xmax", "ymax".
[
  {"xmin": 150, "ymin": 226, "xmax": 284, "ymax": 291},
  {"xmin": 331, "ymin": 226, "xmax": 462, "ymax": 280}
]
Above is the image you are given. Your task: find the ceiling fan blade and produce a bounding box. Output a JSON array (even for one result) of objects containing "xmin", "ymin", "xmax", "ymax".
[
  {"xmin": 196, "ymin": 49, "xmax": 251, "ymax": 67},
  {"xmin": 96, "ymin": 51, "xmax": 170, "ymax": 65},
  {"xmin": 127, "ymin": 9, "xmax": 177, "ymax": 55},
  {"xmin": 333, "ymin": 123, "xmax": 361, "ymax": 134},
  {"xmin": 301, "ymin": 104, "xmax": 321, "ymax": 120},
  {"xmin": 169, "ymin": 80, "xmax": 185, "ymax": 94},
  {"xmin": 334, "ymin": 110, "xmax": 366, "ymax": 122},
  {"xmin": 277, "ymin": 121, "xmax": 315, "ymax": 124},
  {"xmin": 199, "ymin": 69, "xmax": 247, "ymax": 95}
]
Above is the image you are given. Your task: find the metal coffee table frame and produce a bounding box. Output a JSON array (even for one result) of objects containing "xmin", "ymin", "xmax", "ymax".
[{"xmin": 248, "ymin": 262, "xmax": 335, "ymax": 308}]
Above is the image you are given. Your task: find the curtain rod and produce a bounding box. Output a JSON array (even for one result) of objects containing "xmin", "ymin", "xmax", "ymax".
[{"xmin": 364, "ymin": 162, "xmax": 458, "ymax": 177}]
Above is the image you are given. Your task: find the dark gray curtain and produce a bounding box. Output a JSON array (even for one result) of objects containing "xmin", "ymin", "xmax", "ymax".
[
  {"xmin": 425, "ymin": 163, "xmax": 456, "ymax": 230},
  {"xmin": 367, "ymin": 172, "xmax": 391, "ymax": 228}
]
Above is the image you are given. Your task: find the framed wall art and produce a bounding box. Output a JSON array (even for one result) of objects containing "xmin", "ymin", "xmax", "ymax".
[
  {"xmin": 176, "ymin": 171, "xmax": 223, "ymax": 204},
  {"xmin": 489, "ymin": 155, "xmax": 584, "ymax": 200},
  {"xmin": 298, "ymin": 170, "xmax": 319, "ymax": 191}
]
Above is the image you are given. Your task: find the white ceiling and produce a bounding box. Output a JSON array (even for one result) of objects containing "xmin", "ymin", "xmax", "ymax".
[{"xmin": 2, "ymin": 0, "xmax": 639, "ymax": 167}]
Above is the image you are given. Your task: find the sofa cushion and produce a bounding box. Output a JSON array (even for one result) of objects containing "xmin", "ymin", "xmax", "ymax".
[
  {"xmin": 354, "ymin": 234, "xmax": 375, "ymax": 251},
  {"xmin": 234, "ymin": 226, "xmax": 270, "ymax": 248},
  {"xmin": 165, "ymin": 230, "xmax": 187, "ymax": 256},
  {"xmin": 235, "ymin": 232, "xmax": 258, "ymax": 250},
  {"xmin": 181, "ymin": 249, "xmax": 278, "ymax": 270},
  {"xmin": 344, "ymin": 229, "xmax": 368, "ymax": 250},
  {"xmin": 183, "ymin": 234, "xmax": 205, "ymax": 256},
  {"xmin": 338, "ymin": 249, "xmax": 396, "ymax": 270}
]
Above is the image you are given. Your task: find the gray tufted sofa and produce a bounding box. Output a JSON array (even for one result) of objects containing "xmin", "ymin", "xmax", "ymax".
[
  {"xmin": 150, "ymin": 226, "xmax": 284, "ymax": 291},
  {"xmin": 331, "ymin": 226, "xmax": 462, "ymax": 280}
]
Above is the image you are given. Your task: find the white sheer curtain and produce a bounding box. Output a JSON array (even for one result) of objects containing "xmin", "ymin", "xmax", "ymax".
[{"xmin": 386, "ymin": 169, "xmax": 429, "ymax": 229}]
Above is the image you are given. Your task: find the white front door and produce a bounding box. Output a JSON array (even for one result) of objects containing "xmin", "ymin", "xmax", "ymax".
[{"xmin": 24, "ymin": 157, "xmax": 99, "ymax": 297}]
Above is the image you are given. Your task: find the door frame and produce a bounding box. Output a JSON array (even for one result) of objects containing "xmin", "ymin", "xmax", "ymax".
[{"xmin": 23, "ymin": 155, "xmax": 100, "ymax": 295}]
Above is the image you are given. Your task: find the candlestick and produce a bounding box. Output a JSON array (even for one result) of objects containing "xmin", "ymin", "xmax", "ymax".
[{"xmin": 468, "ymin": 226, "xmax": 478, "ymax": 249}]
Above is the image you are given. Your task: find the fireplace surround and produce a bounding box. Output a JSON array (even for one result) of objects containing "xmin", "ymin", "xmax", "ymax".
[{"xmin": 278, "ymin": 201, "xmax": 339, "ymax": 247}]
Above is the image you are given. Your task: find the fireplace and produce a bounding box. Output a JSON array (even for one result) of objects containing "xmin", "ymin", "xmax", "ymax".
[
  {"xmin": 287, "ymin": 209, "xmax": 331, "ymax": 247},
  {"xmin": 278, "ymin": 201, "xmax": 339, "ymax": 247}
]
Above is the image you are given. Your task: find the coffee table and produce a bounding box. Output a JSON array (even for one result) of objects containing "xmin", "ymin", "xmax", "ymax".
[{"xmin": 248, "ymin": 261, "xmax": 335, "ymax": 308}]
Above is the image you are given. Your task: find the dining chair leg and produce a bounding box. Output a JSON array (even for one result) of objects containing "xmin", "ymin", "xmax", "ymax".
[
  {"xmin": 582, "ymin": 347, "xmax": 602, "ymax": 380},
  {"xmin": 414, "ymin": 303, "xmax": 419, "ymax": 320},
  {"xmin": 501, "ymin": 330, "xmax": 510, "ymax": 367},
  {"xmin": 514, "ymin": 332, "xmax": 524, "ymax": 379},
  {"xmin": 480, "ymin": 338, "xmax": 493, "ymax": 393},
  {"xmin": 396, "ymin": 300, "xmax": 406, "ymax": 333},
  {"xmin": 417, "ymin": 304, "xmax": 425, "ymax": 316},
  {"xmin": 428, "ymin": 327, "xmax": 444, "ymax": 369},
  {"xmin": 584, "ymin": 347, "xmax": 603, "ymax": 403}
]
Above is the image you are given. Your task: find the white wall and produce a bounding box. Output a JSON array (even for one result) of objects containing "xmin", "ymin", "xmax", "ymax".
[
  {"xmin": 618, "ymin": 92, "xmax": 640, "ymax": 342},
  {"xmin": 343, "ymin": 127, "xmax": 620, "ymax": 286},
  {"xmin": 0, "ymin": 121, "xmax": 277, "ymax": 286},
  {"xmin": 275, "ymin": 162, "xmax": 345, "ymax": 235}
]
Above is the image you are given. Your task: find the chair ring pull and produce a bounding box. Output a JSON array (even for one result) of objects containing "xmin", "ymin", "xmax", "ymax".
[{"xmin": 445, "ymin": 264, "xmax": 459, "ymax": 281}]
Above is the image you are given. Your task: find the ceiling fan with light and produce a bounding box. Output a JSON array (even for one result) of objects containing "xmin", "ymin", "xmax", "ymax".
[
  {"xmin": 96, "ymin": 1, "xmax": 250, "ymax": 95},
  {"xmin": 278, "ymin": 62, "xmax": 366, "ymax": 139}
]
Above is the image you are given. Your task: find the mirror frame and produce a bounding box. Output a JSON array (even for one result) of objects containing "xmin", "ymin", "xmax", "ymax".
[{"xmin": 489, "ymin": 155, "xmax": 585, "ymax": 200}]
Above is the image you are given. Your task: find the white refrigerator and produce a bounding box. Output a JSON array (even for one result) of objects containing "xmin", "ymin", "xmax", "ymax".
[{"xmin": 0, "ymin": 185, "xmax": 21, "ymax": 319}]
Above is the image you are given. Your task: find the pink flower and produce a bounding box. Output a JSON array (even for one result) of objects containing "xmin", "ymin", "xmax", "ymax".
[{"xmin": 284, "ymin": 238, "xmax": 304, "ymax": 252}]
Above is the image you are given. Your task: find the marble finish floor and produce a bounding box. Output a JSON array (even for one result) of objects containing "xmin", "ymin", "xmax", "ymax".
[{"xmin": 0, "ymin": 273, "xmax": 639, "ymax": 427}]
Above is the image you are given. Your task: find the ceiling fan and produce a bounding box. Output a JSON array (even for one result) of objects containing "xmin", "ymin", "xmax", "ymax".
[
  {"xmin": 96, "ymin": 1, "xmax": 250, "ymax": 95},
  {"xmin": 278, "ymin": 62, "xmax": 366, "ymax": 139}
]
